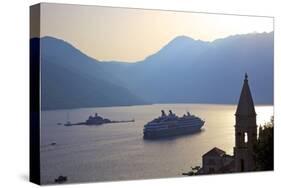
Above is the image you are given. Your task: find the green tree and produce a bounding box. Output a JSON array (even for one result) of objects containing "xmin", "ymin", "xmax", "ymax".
[{"xmin": 254, "ymin": 116, "xmax": 274, "ymax": 171}]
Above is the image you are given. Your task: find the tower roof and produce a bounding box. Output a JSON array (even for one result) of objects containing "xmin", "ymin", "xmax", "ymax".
[{"xmin": 235, "ymin": 73, "xmax": 256, "ymax": 116}]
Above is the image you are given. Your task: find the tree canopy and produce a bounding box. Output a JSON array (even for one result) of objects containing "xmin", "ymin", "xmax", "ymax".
[{"xmin": 254, "ymin": 116, "xmax": 274, "ymax": 171}]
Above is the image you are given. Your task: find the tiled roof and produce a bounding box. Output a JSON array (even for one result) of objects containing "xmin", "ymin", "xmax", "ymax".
[{"xmin": 203, "ymin": 147, "xmax": 226, "ymax": 157}]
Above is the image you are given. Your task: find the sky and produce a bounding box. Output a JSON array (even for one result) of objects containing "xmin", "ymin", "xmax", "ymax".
[{"xmin": 38, "ymin": 3, "xmax": 273, "ymax": 62}]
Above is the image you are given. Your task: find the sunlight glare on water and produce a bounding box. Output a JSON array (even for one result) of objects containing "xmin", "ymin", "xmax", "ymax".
[{"xmin": 40, "ymin": 104, "xmax": 273, "ymax": 184}]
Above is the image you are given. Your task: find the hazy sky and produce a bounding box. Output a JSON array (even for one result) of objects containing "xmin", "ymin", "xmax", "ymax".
[{"xmin": 39, "ymin": 3, "xmax": 273, "ymax": 62}]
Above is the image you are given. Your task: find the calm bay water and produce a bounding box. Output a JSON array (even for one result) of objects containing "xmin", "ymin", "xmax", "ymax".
[{"xmin": 40, "ymin": 104, "xmax": 273, "ymax": 184}]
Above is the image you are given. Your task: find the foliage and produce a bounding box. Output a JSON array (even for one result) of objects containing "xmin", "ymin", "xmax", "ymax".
[{"xmin": 254, "ymin": 116, "xmax": 274, "ymax": 171}]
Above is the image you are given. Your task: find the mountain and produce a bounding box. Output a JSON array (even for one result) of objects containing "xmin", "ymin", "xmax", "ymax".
[
  {"xmin": 102, "ymin": 32, "xmax": 273, "ymax": 105},
  {"xmin": 31, "ymin": 37, "xmax": 146, "ymax": 110},
  {"xmin": 33, "ymin": 32, "xmax": 273, "ymax": 110}
]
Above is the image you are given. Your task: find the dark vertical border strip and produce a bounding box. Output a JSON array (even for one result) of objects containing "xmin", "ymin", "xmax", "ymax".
[
  {"xmin": 272, "ymin": 17, "xmax": 275, "ymax": 171},
  {"xmin": 30, "ymin": 4, "xmax": 41, "ymax": 185}
]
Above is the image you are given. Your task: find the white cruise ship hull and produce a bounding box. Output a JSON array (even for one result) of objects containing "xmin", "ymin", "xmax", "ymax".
[{"xmin": 143, "ymin": 122, "xmax": 204, "ymax": 139}]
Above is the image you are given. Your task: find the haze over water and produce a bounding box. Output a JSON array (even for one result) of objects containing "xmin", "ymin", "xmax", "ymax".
[{"xmin": 40, "ymin": 104, "xmax": 273, "ymax": 184}]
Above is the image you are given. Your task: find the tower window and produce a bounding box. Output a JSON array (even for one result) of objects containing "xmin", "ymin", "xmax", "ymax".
[{"xmin": 244, "ymin": 132, "xmax": 248, "ymax": 143}]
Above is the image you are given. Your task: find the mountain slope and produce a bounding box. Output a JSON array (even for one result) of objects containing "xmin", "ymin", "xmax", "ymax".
[
  {"xmin": 31, "ymin": 37, "xmax": 146, "ymax": 110},
  {"xmin": 33, "ymin": 32, "xmax": 273, "ymax": 110},
  {"xmin": 104, "ymin": 32, "xmax": 273, "ymax": 104}
]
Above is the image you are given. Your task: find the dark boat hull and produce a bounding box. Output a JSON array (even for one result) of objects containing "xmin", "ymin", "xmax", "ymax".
[{"xmin": 143, "ymin": 124, "xmax": 203, "ymax": 139}]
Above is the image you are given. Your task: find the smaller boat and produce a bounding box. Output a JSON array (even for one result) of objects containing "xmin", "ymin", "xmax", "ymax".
[
  {"xmin": 85, "ymin": 113, "xmax": 111, "ymax": 125},
  {"xmin": 65, "ymin": 113, "xmax": 134, "ymax": 126},
  {"xmin": 54, "ymin": 175, "xmax": 67, "ymax": 183}
]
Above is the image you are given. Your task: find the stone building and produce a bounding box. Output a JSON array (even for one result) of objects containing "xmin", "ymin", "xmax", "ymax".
[
  {"xmin": 201, "ymin": 147, "xmax": 235, "ymax": 174},
  {"xmin": 199, "ymin": 74, "xmax": 257, "ymax": 174}
]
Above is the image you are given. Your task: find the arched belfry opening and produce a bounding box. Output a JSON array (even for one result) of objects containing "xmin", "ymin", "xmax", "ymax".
[{"xmin": 244, "ymin": 132, "xmax": 248, "ymax": 144}]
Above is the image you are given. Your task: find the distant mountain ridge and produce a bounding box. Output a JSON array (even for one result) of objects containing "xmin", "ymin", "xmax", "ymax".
[
  {"xmin": 31, "ymin": 37, "xmax": 146, "ymax": 110},
  {"xmin": 32, "ymin": 32, "xmax": 273, "ymax": 110}
]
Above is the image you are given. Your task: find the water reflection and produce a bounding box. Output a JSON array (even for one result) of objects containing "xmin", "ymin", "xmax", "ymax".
[{"xmin": 40, "ymin": 104, "xmax": 273, "ymax": 184}]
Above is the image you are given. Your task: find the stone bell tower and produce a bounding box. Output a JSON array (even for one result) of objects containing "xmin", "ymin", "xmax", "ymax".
[{"xmin": 234, "ymin": 73, "xmax": 257, "ymax": 172}]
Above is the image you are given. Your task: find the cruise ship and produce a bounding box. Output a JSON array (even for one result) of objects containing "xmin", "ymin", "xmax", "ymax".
[{"xmin": 143, "ymin": 110, "xmax": 205, "ymax": 139}]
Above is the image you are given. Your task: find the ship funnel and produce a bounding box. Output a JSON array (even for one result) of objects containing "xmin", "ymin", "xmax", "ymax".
[{"xmin": 169, "ymin": 110, "xmax": 173, "ymax": 115}]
